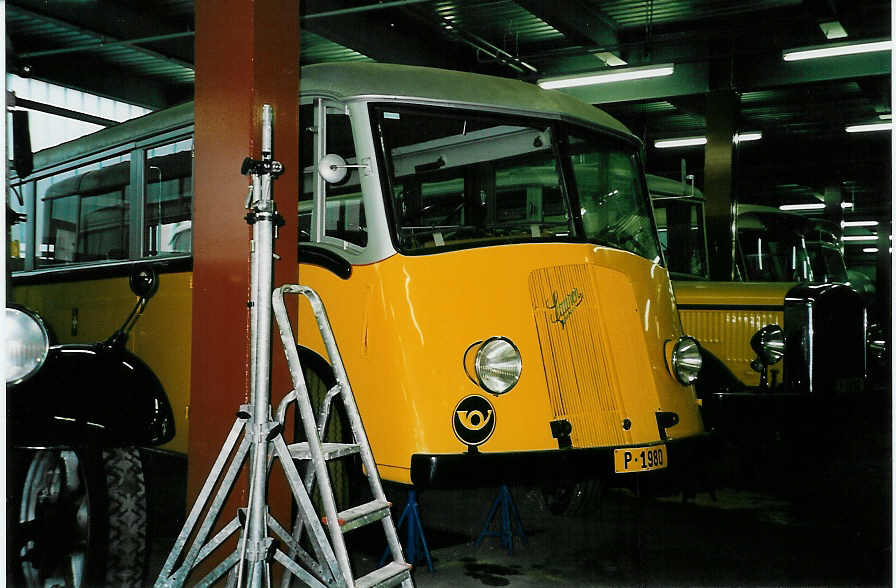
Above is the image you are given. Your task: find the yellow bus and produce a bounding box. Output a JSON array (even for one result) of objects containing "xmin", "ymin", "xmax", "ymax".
[
  {"xmin": 648, "ymin": 175, "xmax": 866, "ymax": 435},
  {"xmin": 10, "ymin": 63, "xmax": 706, "ymax": 499}
]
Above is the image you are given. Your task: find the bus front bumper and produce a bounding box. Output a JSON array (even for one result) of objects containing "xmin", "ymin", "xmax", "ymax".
[{"xmin": 410, "ymin": 433, "xmax": 710, "ymax": 490}]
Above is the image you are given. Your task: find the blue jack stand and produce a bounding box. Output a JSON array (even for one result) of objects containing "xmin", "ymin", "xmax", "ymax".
[
  {"xmin": 474, "ymin": 484, "xmax": 527, "ymax": 555},
  {"xmin": 380, "ymin": 489, "xmax": 434, "ymax": 572}
]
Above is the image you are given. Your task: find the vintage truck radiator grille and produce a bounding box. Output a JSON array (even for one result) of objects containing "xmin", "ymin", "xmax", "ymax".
[
  {"xmin": 679, "ymin": 308, "xmax": 784, "ymax": 387},
  {"xmin": 529, "ymin": 264, "xmax": 626, "ymax": 448},
  {"xmin": 785, "ymin": 285, "xmax": 866, "ymax": 395}
]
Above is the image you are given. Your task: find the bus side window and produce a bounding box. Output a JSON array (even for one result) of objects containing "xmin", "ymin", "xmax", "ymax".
[
  {"xmin": 36, "ymin": 153, "xmax": 131, "ymax": 266},
  {"xmin": 145, "ymin": 138, "xmax": 193, "ymax": 256},
  {"xmin": 324, "ymin": 111, "xmax": 367, "ymax": 248}
]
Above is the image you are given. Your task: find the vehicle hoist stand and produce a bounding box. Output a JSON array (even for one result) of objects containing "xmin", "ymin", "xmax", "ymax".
[
  {"xmin": 378, "ymin": 490, "xmax": 434, "ymax": 572},
  {"xmin": 474, "ymin": 485, "xmax": 527, "ymax": 555},
  {"xmin": 155, "ymin": 105, "xmax": 412, "ymax": 588}
]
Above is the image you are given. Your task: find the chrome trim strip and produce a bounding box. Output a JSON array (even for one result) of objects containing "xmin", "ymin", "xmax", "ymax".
[{"xmin": 807, "ymin": 301, "xmax": 814, "ymax": 394}]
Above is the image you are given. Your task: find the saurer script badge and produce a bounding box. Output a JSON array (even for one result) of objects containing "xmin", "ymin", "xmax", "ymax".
[
  {"xmin": 547, "ymin": 288, "xmax": 584, "ymax": 328},
  {"xmin": 453, "ymin": 395, "xmax": 496, "ymax": 447}
]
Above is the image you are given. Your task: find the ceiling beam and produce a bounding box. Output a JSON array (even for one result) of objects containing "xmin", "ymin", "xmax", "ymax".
[
  {"xmin": 8, "ymin": 4, "xmax": 194, "ymax": 72},
  {"xmin": 8, "ymin": 0, "xmax": 194, "ymax": 65},
  {"xmin": 553, "ymin": 61, "xmax": 710, "ymax": 104},
  {"xmin": 735, "ymin": 51, "xmax": 890, "ymax": 90},
  {"xmin": 301, "ymin": 0, "xmax": 466, "ymax": 70},
  {"xmin": 19, "ymin": 57, "xmax": 188, "ymax": 109},
  {"xmin": 514, "ymin": 0, "xmax": 618, "ymax": 51}
]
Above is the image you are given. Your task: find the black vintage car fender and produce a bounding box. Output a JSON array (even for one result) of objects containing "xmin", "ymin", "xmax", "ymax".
[{"xmin": 8, "ymin": 342, "xmax": 175, "ymax": 448}]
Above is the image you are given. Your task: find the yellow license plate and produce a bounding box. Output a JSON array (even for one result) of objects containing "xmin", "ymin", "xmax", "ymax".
[{"xmin": 614, "ymin": 444, "xmax": 668, "ymax": 473}]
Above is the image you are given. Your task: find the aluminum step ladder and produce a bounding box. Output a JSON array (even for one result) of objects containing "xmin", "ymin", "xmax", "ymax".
[{"xmin": 272, "ymin": 284, "xmax": 413, "ymax": 588}]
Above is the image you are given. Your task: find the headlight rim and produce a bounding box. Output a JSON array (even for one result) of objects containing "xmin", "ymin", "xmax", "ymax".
[
  {"xmin": 6, "ymin": 305, "xmax": 51, "ymax": 387},
  {"xmin": 472, "ymin": 336, "xmax": 522, "ymax": 396},
  {"xmin": 750, "ymin": 323, "xmax": 786, "ymax": 366},
  {"xmin": 670, "ymin": 335, "xmax": 702, "ymax": 386}
]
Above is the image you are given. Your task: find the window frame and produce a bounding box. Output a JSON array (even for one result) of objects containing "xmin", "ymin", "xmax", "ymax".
[
  {"xmin": 10, "ymin": 125, "xmax": 194, "ymax": 276},
  {"xmin": 368, "ymin": 102, "xmax": 661, "ymax": 261}
]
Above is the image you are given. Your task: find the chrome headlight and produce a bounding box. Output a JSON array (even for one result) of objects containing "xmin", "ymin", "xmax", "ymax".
[
  {"xmin": 6, "ymin": 306, "xmax": 50, "ymax": 386},
  {"xmin": 750, "ymin": 324, "xmax": 785, "ymax": 366},
  {"xmin": 464, "ymin": 337, "xmax": 522, "ymax": 395},
  {"xmin": 669, "ymin": 336, "xmax": 702, "ymax": 385},
  {"xmin": 867, "ymin": 323, "xmax": 887, "ymax": 364}
]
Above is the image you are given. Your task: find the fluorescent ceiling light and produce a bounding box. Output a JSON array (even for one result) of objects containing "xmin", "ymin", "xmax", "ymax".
[
  {"xmin": 862, "ymin": 247, "xmax": 879, "ymax": 253},
  {"xmin": 842, "ymin": 235, "xmax": 878, "ymax": 242},
  {"xmin": 780, "ymin": 203, "xmax": 824, "ymax": 211},
  {"xmin": 842, "ymin": 220, "xmax": 879, "ymax": 228},
  {"xmin": 879, "ymin": 114, "xmax": 892, "ymax": 120},
  {"xmin": 846, "ymin": 122, "xmax": 893, "ymax": 133},
  {"xmin": 819, "ymin": 21, "xmax": 848, "ymax": 40},
  {"xmin": 734, "ymin": 131, "xmax": 762, "ymax": 143},
  {"xmin": 779, "ymin": 202, "xmax": 854, "ymax": 211},
  {"xmin": 654, "ymin": 136, "xmax": 707, "ymax": 148},
  {"xmin": 783, "ymin": 39, "xmax": 893, "ymax": 61},
  {"xmin": 538, "ymin": 63, "xmax": 674, "ymax": 90},
  {"xmin": 655, "ymin": 131, "xmax": 762, "ymax": 148}
]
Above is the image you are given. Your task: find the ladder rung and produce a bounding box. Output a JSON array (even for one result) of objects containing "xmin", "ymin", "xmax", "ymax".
[
  {"xmin": 322, "ymin": 499, "xmax": 391, "ymax": 533},
  {"xmin": 354, "ymin": 561, "xmax": 413, "ymax": 588},
  {"xmin": 288, "ymin": 442, "xmax": 360, "ymax": 461}
]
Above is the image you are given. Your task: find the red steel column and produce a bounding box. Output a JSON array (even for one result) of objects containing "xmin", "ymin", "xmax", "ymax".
[{"xmin": 189, "ymin": 0, "xmax": 299, "ymax": 565}]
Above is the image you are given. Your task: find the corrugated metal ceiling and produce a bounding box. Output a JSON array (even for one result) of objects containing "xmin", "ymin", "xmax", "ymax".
[
  {"xmin": 596, "ymin": 0, "xmax": 802, "ymax": 28},
  {"xmin": 5, "ymin": 0, "xmax": 890, "ymax": 218}
]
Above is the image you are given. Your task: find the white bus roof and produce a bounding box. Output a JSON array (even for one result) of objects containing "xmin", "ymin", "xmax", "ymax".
[
  {"xmin": 646, "ymin": 174, "xmax": 704, "ymax": 200},
  {"xmin": 736, "ymin": 203, "xmax": 811, "ymax": 231},
  {"xmin": 23, "ymin": 62, "xmax": 636, "ymax": 178},
  {"xmin": 301, "ymin": 62, "xmax": 635, "ymax": 139}
]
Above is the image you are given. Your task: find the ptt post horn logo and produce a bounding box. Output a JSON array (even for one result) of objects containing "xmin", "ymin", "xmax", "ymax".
[{"xmin": 453, "ymin": 395, "xmax": 496, "ymax": 447}]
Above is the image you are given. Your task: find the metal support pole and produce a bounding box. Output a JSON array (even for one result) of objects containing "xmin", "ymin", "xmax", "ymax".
[{"xmin": 157, "ymin": 105, "xmax": 286, "ymax": 588}]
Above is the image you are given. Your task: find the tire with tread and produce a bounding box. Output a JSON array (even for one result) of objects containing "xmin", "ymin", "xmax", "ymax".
[
  {"xmin": 103, "ymin": 447, "xmax": 148, "ymax": 586},
  {"xmin": 11, "ymin": 445, "xmax": 148, "ymax": 587}
]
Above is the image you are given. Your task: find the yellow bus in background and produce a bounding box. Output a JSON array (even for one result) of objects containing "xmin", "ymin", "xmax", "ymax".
[
  {"xmin": 10, "ymin": 64, "xmax": 707, "ymax": 500},
  {"xmin": 649, "ymin": 175, "xmax": 866, "ymax": 436}
]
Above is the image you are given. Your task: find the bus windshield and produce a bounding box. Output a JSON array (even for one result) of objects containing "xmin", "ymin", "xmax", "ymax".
[
  {"xmin": 739, "ymin": 222, "xmax": 813, "ymax": 282},
  {"xmin": 651, "ymin": 198, "xmax": 709, "ymax": 279},
  {"xmin": 808, "ymin": 243, "xmax": 849, "ymax": 283},
  {"xmin": 373, "ymin": 105, "xmax": 659, "ymax": 261}
]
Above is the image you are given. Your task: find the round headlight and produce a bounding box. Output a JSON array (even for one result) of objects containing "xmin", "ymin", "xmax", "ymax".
[
  {"xmin": 750, "ymin": 324, "xmax": 785, "ymax": 366},
  {"xmin": 6, "ymin": 306, "xmax": 50, "ymax": 386},
  {"xmin": 671, "ymin": 336, "xmax": 702, "ymax": 385},
  {"xmin": 470, "ymin": 337, "xmax": 522, "ymax": 395}
]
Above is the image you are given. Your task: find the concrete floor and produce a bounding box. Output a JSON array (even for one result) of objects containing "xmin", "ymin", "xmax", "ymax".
[{"xmin": 145, "ymin": 388, "xmax": 891, "ymax": 587}]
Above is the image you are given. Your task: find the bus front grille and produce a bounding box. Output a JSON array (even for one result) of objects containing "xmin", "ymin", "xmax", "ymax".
[
  {"xmin": 679, "ymin": 308, "xmax": 784, "ymax": 387},
  {"xmin": 529, "ymin": 264, "xmax": 626, "ymax": 448}
]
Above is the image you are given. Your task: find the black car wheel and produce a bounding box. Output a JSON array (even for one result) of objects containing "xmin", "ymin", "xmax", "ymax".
[
  {"xmin": 12, "ymin": 446, "xmax": 148, "ymax": 587},
  {"xmin": 540, "ymin": 478, "xmax": 603, "ymax": 516}
]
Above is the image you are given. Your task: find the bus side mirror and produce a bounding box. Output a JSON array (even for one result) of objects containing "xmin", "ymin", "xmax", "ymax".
[
  {"xmin": 130, "ymin": 267, "xmax": 159, "ymax": 300},
  {"xmin": 12, "ymin": 109, "xmax": 33, "ymax": 178},
  {"xmin": 318, "ymin": 154, "xmax": 348, "ymax": 183},
  {"xmin": 318, "ymin": 153, "xmax": 369, "ymax": 184}
]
